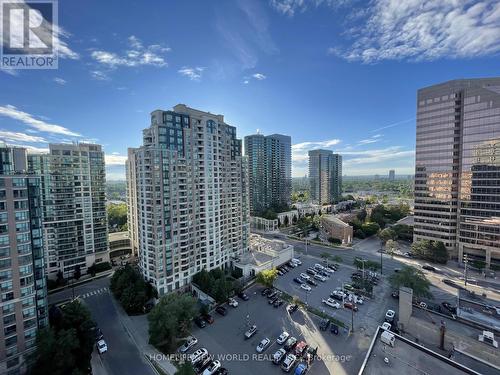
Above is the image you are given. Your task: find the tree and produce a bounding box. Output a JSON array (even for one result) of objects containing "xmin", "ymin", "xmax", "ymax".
[
  {"xmin": 110, "ymin": 265, "xmax": 153, "ymax": 314},
  {"xmin": 385, "ymin": 239, "xmax": 398, "ymax": 255},
  {"xmin": 148, "ymin": 294, "xmax": 197, "ymax": 353},
  {"xmin": 378, "ymin": 228, "xmax": 397, "ymax": 243},
  {"xmin": 73, "ymin": 265, "xmax": 81, "ymax": 281},
  {"xmin": 389, "ymin": 266, "xmax": 432, "ymax": 299},
  {"xmin": 256, "ymin": 268, "xmax": 278, "ymax": 288},
  {"xmin": 332, "ymin": 255, "xmax": 343, "ymax": 263},
  {"xmin": 107, "ymin": 203, "xmax": 128, "ymax": 232},
  {"xmin": 361, "ymin": 222, "xmax": 380, "ymax": 236},
  {"xmin": 356, "ymin": 209, "xmax": 367, "ymax": 222},
  {"xmin": 411, "ymin": 240, "xmax": 448, "ymax": 264}
]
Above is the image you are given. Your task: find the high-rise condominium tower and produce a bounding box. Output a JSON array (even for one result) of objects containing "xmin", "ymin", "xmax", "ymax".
[
  {"xmin": 244, "ymin": 133, "xmax": 291, "ymax": 215},
  {"xmin": 414, "ymin": 78, "xmax": 500, "ymax": 268},
  {"xmin": 28, "ymin": 143, "xmax": 109, "ymax": 279},
  {"xmin": 125, "ymin": 147, "xmax": 139, "ymax": 256},
  {"xmin": 389, "ymin": 169, "xmax": 395, "ymax": 181},
  {"xmin": 0, "ymin": 145, "xmax": 47, "ymax": 375},
  {"xmin": 127, "ymin": 104, "xmax": 249, "ymax": 295},
  {"xmin": 308, "ymin": 150, "xmax": 342, "ymax": 204}
]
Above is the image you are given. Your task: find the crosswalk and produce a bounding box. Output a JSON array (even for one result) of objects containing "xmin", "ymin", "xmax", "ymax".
[{"xmin": 79, "ymin": 287, "xmax": 108, "ymax": 299}]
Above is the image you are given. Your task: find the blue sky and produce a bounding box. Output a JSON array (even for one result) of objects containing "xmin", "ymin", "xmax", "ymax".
[{"xmin": 1, "ymin": 0, "xmax": 499, "ymax": 179}]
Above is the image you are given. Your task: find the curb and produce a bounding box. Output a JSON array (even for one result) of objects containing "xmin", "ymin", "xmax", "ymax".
[{"xmin": 48, "ymin": 270, "xmax": 114, "ymax": 294}]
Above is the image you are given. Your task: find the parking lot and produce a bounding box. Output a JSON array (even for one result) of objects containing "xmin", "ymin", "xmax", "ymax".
[
  {"xmin": 274, "ymin": 255, "xmax": 392, "ymax": 333},
  {"xmin": 189, "ymin": 283, "xmax": 368, "ymax": 375}
]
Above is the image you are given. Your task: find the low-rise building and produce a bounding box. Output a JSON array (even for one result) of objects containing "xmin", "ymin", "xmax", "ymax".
[
  {"xmin": 319, "ymin": 215, "xmax": 353, "ymax": 244},
  {"xmin": 233, "ymin": 234, "xmax": 294, "ymax": 278},
  {"xmin": 109, "ymin": 231, "xmax": 132, "ymax": 259}
]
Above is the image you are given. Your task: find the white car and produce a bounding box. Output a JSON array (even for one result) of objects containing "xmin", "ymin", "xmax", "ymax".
[
  {"xmin": 385, "ymin": 309, "xmax": 395, "ymax": 322},
  {"xmin": 332, "ymin": 290, "xmax": 346, "ymax": 298},
  {"xmin": 291, "ymin": 258, "xmax": 302, "ymax": 265},
  {"xmin": 97, "ymin": 339, "xmax": 108, "ymax": 354},
  {"xmin": 178, "ymin": 336, "xmax": 198, "ymax": 353},
  {"xmin": 314, "ymin": 263, "xmax": 325, "ymax": 271},
  {"xmin": 299, "ymin": 273, "xmax": 310, "ymax": 281},
  {"xmin": 322, "ymin": 298, "xmax": 340, "ymax": 309},
  {"xmin": 381, "ymin": 322, "xmax": 392, "ymax": 331},
  {"xmin": 273, "ymin": 348, "xmax": 287, "ymax": 364},
  {"xmin": 256, "ymin": 338, "xmax": 271, "ymax": 353},
  {"xmin": 325, "ymin": 267, "xmax": 336, "ymax": 273},
  {"xmin": 202, "ymin": 360, "xmax": 221, "ymax": 375},
  {"xmin": 228, "ymin": 297, "xmax": 238, "ymax": 307},
  {"xmin": 288, "ymin": 261, "xmax": 297, "ymax": 268},
  {"xmin": 301, "ymin": 284, "xmax": 312, "ymax": 292},
  {"xmin": 277, "ymin": 331, "xmax": 290, "ymax": 345},
  {"xmin": 189, "ymin": 348, "xmax": 208, "ymax": 364},
  {"xmin": 281, "ymin": 353, "xmax": 297, "ymax": 372},
  {"xmin": 314, "ymin": 274, "xmax": 327, "ymax": 282}
]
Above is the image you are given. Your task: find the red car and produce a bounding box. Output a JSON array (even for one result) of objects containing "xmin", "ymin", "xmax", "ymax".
[
  {"xmin": 294, "ymin": 341, "xmax": 308, "ymax": 357},
  {"xmin": 344, "ymin": 302, "xmax": 358, "ymax": 312}
]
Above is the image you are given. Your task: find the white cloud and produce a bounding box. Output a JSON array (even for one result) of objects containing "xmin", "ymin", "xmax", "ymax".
[
  {"xmin": 53, "ymin": 77, "xmax": 66, "ymax": 85},
  {"xmin": 330, "ymin": 0, "xmax": 500, "ymax": 63},
  {"xmin": 0, "ymin": 105, "xmax": 80, "ymax": 137},
  {"xmin": 90, "ymin": 70, "xmax": 110, "ymax": 81},
  {"xmin": 252, "ymin": 73, "xmax": 266, "ymax": 80},
  {"xmin": 9, "ymin": 144, "xmax": 49, "ymax": 154},
  {"xmin": 270, "ymin": 0, "xmax": 349, "ymax": 16},
  {"xmin": 91, "ymin": 36, "xmax": 170, "ymax": 68},
  {"xmin": 0, "ymin": 130, "xmax": 46, "ymax": 143},
  {"xmin": 105, "ymin": 154, "xmax": 127, "ymax": 165},
  {"xmin": 178, "ymin": 67, "xmax": 205, "ymax": 81},
  {"xmin": 3, "ymin": 1, "xmax": 79, "ymax": 59}
]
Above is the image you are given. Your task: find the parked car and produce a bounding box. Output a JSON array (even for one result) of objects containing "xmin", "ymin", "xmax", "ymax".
[
  {"xmin": 419, "ymin": 302, "xmax": 427, "ymax": 309},
  {"xmin": 267, "ymin": 290, "xmax": 278, "ymax": 299},
  {"xmin": 261, "ymin": 288, "xmax": 270, "ymax": 296},
  {"xmin": 344, "ymin": 302, "xmax": 358, "ymax": 312},
  {"xmin": 273, "ymin": 299, "xmax": 284, "ymax": 308},
  {"xmin": 203, "ymin": 313, "xmax": 214, "ymax": 324},
  {"xmin": 299, "ymin": 273, "xmax": 310, "ymax": 281},
  {"xmin": 189, "ymin": 348, "xmax": 209, "ymax": 364},
  {"xmin": 314, "ymin": 274, "xmax": 327, "ymax": 282},
  {"xmin": 422, "ymin": 265, "xmax": 436, "ymax": 272},
  {"xmin": 195, "ymin": 356, "xmax": 212, "ymax": 373},
  {"xmin": 281, "ymin": 354, "xmax": 297, "ymax": 372},
  {"xmin": 215, "ymin": 306, "xmax": 227, "ymax": 316},
  {"xmin": 301, "ymin": 284, "xmax": 312, "ymax": 292},
  {"xmin": 288, "ymin": 261, "xmax": 298, "ymax": 268},
  {"xmin": 381, "ymin": 322, "xmax": 392, "ymax": 331},
  {"xmin": 244, "ymin": 325, "xmax": 257, "ymax": 339},
  {"xmin": 306, "ymin": 279, "xmax": 318, "ymax": 287},
  {"xmin": 228, "ymin": 297, "xmax": 238, "ymax": 307},
  {"xmin": 385, "ymin": 309, "xmax": 395, "ymax": 322},
  {"xmin": 284, "ymin": 337, "xmax": 298, "ymax": 351},
  {"xmin": 178, "ymin": 336, "xmax": 198, "ymax": 353},
  {"xmin": 343, "ymin": 284, "xmax": 354, "ymax": 292},
  {"xmin": 330, "ymin": 324, "xmax": 339, "ymax": 335},
  {"xmin": 314, "ymin": 264, "xmax": 325, "ymax": 271},
  {"xmin": 278, "ymin": 270, "xmax": 284, "ymax": 276},
  {"xmin": 202, "ymin": 360, "xmax": 221, "ymax": 375},
  {"xmin": 256, "ymin": 338, "xmax": 271, "ymax": 353},
  {"xmin": 294, "ymin": 363, "xmax": 308, "ymax": 375},
  {"xmin": 319, "ymin": 319, "xmax": 330, "ymax": 331},
  {"xmin": 441, "ymin": 302, "xmax": 457, "ymax": 314},
  {"xmin": 214, "ymin": 367, "xmax": 228, "ymax": 375},
  {"xmin": 391, "ymin": 290, "xmax": 399, "ymax": 299},
  {"xmin": 306, "ymin": 268, "xmax": 317, "ymax": 276},
  {"xmin": 331, "ymin": 290, "xmax": 345, "ymax": 300},
  {"xmin": 288, "ymin": 304, "xmax": 299, "ymax": 314},
  {"xmin": 92, "ymin": 327, "xmax": 104, "ymax": 342},
  {"xmin": 273, "ymin": 348, "xmax": 287, "ymax": 364},
  {"xmin": 292, "ymin": 258, "xmax": 302, "ymax": 265},
  {"xmin": 322, "ymin": 298, "xmax": 340, "ymax": 309},
  {"xmin": 277, "ymin": 331, "xmax": 290, "ymax": 345},
  {"xmin": 269, "ymin": 296, "xmax": 279, "ymax": 305},
  {"xmin": 97, "ymin": 339, "xmax": 108, "ymax": 354},
  {"xmin": 294, "ymin": 341, "xmax": 308, "ymax": 357},
  {"xmin": 294, "ymin": 277, "xmax": 303, "ymax": 284}
]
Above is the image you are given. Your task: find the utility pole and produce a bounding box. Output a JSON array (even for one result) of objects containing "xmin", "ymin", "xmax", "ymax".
[{"xmin": 463, "ymin": 254, "xmax": 469, "ymax": 286}]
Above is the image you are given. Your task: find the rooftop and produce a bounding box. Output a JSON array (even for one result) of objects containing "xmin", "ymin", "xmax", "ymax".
[
  {"xmin": 321, "ymin": 215, "xmax": 350, "ymax": 227},
  {"xmin": 360, "ymin": 327, "xmax": 480, "ymax": 375}
]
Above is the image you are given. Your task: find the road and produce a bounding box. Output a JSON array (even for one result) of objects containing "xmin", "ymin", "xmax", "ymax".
[{"xmin": 48, "ymin": 276, "xmax": 155, "ymax": 375}]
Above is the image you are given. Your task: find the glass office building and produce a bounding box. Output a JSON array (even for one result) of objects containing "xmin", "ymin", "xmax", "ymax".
[{"xmin": 414, "ymin": 78, "xmax": 500, "ymax": 268}]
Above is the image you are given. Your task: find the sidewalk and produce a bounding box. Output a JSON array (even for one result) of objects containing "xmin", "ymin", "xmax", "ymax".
[{"xmin": 110, "ymin": 295, "xmax": 178, "ymax": 375}]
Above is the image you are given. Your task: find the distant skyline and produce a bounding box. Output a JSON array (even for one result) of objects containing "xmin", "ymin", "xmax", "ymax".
[{"xmin": 1, "ymin": 0, "xmax": 499, "ymax": 179}]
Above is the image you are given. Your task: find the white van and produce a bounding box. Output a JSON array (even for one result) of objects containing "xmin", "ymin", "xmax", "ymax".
[{"xmin": 380, "ymin": 330, "xmax": 395, "ymax": 347}]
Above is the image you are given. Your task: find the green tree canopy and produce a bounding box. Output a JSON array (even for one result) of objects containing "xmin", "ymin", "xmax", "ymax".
[
  {"xmin": 176, "ymin": 362, "xmax": 196, "ymax": 375},
  {"xmin": 148, "ymin": 294, "xmax": 197, "ymax": 353},
  {"xmin": 411, "ymin": 240, "xmax": 448, "ymax": 264},
  {"xmin": 389, "ymin": 266, "xmax": 432, "ymax": 299},
  {"xmin": 256, "ymin": 268, "xmax": 278, "ymax": 288},
  {"xmin": 361, "ymin": 222, "xmax": 380, "ymax": 236},
  {"xmin": 107, "ymin": 203, "xmax": 128, "ymax": 232},
  {"xmin": 110, "ymin": 264, "xmax": 155, "ymax": 314},
  {"xmin": 378, "ymin": 228, "xmax": 397, "ymax": 243}
]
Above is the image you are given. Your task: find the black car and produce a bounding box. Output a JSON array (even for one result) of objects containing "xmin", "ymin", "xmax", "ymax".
[
  {"xmin": 330, "ymin": 293, "xmax": 343, "ymax": 301},
  {"xmin": 422, "ymin": 265, "xmax": 436, "ymax": 272},
  {"xmin": 441, "ymin": 302, "xmax": 457, "ymax": 314},
  {"xmin": 306, "ymin": 268, "xmax": 316, "ymax": 275},
  {"xmin": 330, "ymin": 324, "xmax": 339, "ymax": 335},
  {"xmin": 273, "ymin": 299, "xmax": 284, "ymax": 308},
  {"xmin": 267, "ymin": 290, "xmax": 278, "ymax": 299},
  {"xmin": 216, "ymin": 306, "xmax": 227, "ymax": 316},
  {"xmin": 261, "ymin": 288, "xmax": 270, "ymax": 296},
  {"xmin": 319, "ymin": 319, "xmax": 330, "ymax": 331},
  {"xmin": 391, "ymin": 291, "xmax": 399, "ymax": 299},
  {"xmin": 215, "ymin": 368, "xmax": 229, "ymax": 375},
  {"xmin": 306, "ymin": 279, "xmax": 318, "ymax": 287},
  {"xmin": 288, "ymin": 304, "xmax": 299, "ymax": 314},
  {"xmin": 194, "ymin": 316, "xmax": 206, "ymax": 328},
  {"xmin": 293, "ymin": 277, "xmax": 303, "ymax": 284},
  {"xmin": 238, "ymin": 292, "xmax": 249, "ymax": 301},
  {"xmin": 269, "ymin": 296, "xmax": 279, "ymax": 305},
  {"xmin": 91, "ymin": 327, "xmax": 104, "ymax": 342}
]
